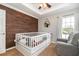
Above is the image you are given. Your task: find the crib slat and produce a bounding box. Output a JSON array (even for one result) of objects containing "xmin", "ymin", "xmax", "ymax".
[
  {"xmin": 27, "ymin": 38, "xmax": 29, "ymax": 46},
  {"xmin": 32, "ymin": 40, "xmax": 33, "ymax": 47},
  {"xmin": 29, "ymin": 38, "xmax": 31, "ymax": 47},
  {"xmin": 26, "ymin": 38, "xmax": 27, "ymax": 46}
]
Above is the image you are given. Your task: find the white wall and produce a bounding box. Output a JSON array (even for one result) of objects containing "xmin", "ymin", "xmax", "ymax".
[
  {"xmin": 38, "ymin": 16, "xmax": 59, "ymax": 43},
  {"xmin": 38, "ymin": 8, "xmax": 79, "ymax": 43},
  {"xmin": 0, "ymin": 9, "xmax": 6, "ymax": 53},
  {"xmin": 75, "ymin": 9, "xmax": 79, "ymax": 32}
]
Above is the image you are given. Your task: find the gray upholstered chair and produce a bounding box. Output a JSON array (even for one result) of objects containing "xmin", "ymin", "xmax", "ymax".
[
  {"xmin": 57, "ymin": 32, "xmax": 73, "ymax": 43},
  {"xmin": 56, "ymin": 32, "xmax": 79, "ymax": 56}
]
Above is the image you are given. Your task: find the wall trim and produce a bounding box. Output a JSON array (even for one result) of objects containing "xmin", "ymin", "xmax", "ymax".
[
  {"xmin": 0, "ymin": 3, "xmax": 39, "ymax": 19},
  {"xmin": 6, "ymin": 46, "xmax": 15, "ymax": 51},
  {"xmin": 0, "ymin": 46, "xmax": 15, "ymax": 54}
]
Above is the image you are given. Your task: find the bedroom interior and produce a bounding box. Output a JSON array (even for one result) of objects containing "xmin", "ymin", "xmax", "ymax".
[{"xmin": 0, "ymin": 3, "xmax": 79, "ymax": 56}]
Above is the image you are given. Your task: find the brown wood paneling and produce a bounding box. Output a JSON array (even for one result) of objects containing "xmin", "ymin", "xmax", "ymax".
[{"xmin": 0, "ymin": 4, "xmax": 38, "ymax": 49}]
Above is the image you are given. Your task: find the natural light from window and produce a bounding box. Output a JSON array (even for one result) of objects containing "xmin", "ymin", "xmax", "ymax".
[{"xmin": 61, "ymin": 14, "xmax": 75, "ymax": 39}]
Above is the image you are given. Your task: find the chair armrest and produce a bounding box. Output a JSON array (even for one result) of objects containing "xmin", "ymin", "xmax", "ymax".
[
  {"xmin": 56, "ymin": 42, "xmax": 78, "ymax": 56},
  {"xmin": 57, "ymin": 41, "xmax": 72, "ymax": 45}
]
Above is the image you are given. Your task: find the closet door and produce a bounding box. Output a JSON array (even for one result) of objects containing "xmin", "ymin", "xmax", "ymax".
[{"xmin": 0, "ymin": 9, "xmax": 6, "ymax": 53}]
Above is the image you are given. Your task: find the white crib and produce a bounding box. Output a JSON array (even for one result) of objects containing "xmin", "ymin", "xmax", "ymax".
[{"xmin": 14, "ymin": 32, "xmax": 51, "ymax": 56}]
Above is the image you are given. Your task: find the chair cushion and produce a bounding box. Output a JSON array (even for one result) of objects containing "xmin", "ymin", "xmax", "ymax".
[
  {"xmin": 71, "ymin": 33, "xmax": 79, "ymax": 46},
  {"xmin": 68, "ymin": 32, "xmax": 73, "ymax": 40},
  {"xmin": 68, "ymin": 32, "xmax": 74, "ymax": 43}
]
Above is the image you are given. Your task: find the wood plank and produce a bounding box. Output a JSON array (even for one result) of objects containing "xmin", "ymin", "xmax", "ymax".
[{"xmin": 0, "ymin": 4, "xmax": 38, "ymax": 48}]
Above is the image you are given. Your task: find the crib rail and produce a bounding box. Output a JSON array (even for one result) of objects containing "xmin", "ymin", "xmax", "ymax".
[{"xmin": 15, "ymin": 33, "xmax": 51, "ymax": 48}]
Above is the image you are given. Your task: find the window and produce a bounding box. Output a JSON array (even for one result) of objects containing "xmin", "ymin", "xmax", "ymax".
[{"xmin": 61, "ymin": 14, "xmax": 75, "ymax": 39}]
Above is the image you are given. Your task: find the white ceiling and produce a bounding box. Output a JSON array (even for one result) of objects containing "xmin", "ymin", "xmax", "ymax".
[
  {"xmin": 1, "ymin": 3, "xmax": 79, "ymax": 18},
  {"xmin": 22, "ymin": 3, "xmax": 63, "ymax": 15}
]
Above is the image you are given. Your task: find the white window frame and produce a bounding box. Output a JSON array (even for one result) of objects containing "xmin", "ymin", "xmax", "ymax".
[{"xmin": 61, "ymin": 14, "xmax": 75, "ymax": 39}]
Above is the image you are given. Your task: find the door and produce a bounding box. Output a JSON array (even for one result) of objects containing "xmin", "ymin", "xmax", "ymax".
[{"xmin": 0, "ymin": 9, "xmax": 6, "ymax": 53}]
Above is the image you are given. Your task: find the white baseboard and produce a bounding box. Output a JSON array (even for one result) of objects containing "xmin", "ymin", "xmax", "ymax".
[
  {"xmin": 51, "ymin": 41, "xmax": 56, "ymax": 44},
  {"xmin": 6, "ymin": 46, "xmax": 15, "ymax": 51},
  {"xmin": 0, "ymin": 46, "xmax": 15, "ymax": 54},
  {"xmin": 0, "ymin": 50, "xmax": 6, "ymax": 54}
]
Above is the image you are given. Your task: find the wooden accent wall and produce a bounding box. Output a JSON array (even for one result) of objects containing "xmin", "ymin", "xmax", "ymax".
[{"xmin": 0, "ymin": 4, "xmax": 38, "ymax": 48}]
